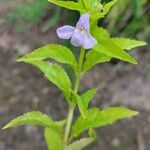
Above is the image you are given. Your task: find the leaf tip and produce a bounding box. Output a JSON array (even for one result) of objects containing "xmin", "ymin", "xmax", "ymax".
[
  {"xmin": 140, "ymin": 41, "xmax": 147, "ymax": 46},
  {"xmin": 2, "ymin": 124, "xmax": 9, "ymax": 130},
  {"xmin": 131, "ymin": 58, "xmax": 138, "ymax": 65},
  {"xmin": 132, "ymin": 110, "xmax": 139, "ymax": 116},
  {"xmin": 16, "ymin": 57, "xmax": 24, "ymax": 62}
]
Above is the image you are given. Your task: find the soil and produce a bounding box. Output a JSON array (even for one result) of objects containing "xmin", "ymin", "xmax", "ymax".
[{"xmin": 0, "ymin": 1, "xmax": 150, "ymax": 150}]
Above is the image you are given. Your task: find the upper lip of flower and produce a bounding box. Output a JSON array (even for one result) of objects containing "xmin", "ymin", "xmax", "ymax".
[{"xmin": 56, "ymin": 13, "xmax": 97, "ymax": 49}]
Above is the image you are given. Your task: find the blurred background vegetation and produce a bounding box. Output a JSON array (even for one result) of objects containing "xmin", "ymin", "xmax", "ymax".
[{"xmin": 0, "ymin": 0, "xmax": 149, "ymax": 41}]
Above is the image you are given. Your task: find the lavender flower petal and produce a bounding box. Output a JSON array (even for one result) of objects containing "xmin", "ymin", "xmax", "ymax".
[
  {"xmin": 83, "ymin": 33, "xmax": 97, "ymax": 49},
  {"xmin": 76, "ymin": 14, "xmax": 90, "ymax": 31},
  {"xmin": 56, "ymin": 25, "xmax": 75, "ymax": 39},
  {"xmin": 71, "ymin": 30, "xmax": 85, "ymax": 47}
]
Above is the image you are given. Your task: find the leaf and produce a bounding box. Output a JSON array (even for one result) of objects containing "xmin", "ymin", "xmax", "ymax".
[
  {"xmin": 102, "ymin": 0, "xmax": 119, "ymax": 16},
  {"xmin": 71, "ymin": 107, "xmax": 138, "ymax": 138},
  {"xmin": 88, "ymin": 128, "xmax": 96, "ymax": 138},
  {"xmin": 79, "ymin": 0, "xmax": 99, "ymax": 11},
  {"xmin": 45, "ymin": 127, "xmax": 63, "ymax": 150},
  {"xmin": 3, "ymin": 111, "xmax": 53, "ymax": 129},
  {"xmin": 55, "ymin": 119, "xmax": 66, "ymax": 127},
  {"xmin": 92, "ymin": 27, "xmax": 137, "ymax": 64},
  {"xmin": 48, "ymin": 0, "xmax": 84, "ymax": 12},
  {"xmin": 75, "ymin": 89, "xmax": 97, "ymax": 118},
  {"xmin": 66, "ymin": 138, "xmax": 94, "ymax": 150},
  {"xmin": 83, "ymin": 49, "xmax": 111, "ymax": 72},
  {"xmin": 17, "ymin": 44, "xmax": 77, "ymax": 71},
  {"xmin": 27, "ymin": 61, "xmax": 72, "ymax": 101},
  {"xmin": 112, "ymin": 38, "xmax": 147, "ymax": 50}
]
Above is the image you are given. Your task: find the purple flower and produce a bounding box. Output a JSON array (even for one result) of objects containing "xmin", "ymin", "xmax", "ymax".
[{"xmin": 56, "ymin": 14, "xmax": 97, "ymax": 49}]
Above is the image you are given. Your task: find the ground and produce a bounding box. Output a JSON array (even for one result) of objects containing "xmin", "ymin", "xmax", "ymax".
[{"xmin": 0, "ymin": 1, "xmax": 150, "ymax": 150}]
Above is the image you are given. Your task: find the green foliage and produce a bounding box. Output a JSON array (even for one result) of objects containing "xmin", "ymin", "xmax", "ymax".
[
  {"xmin": 27, "ymin": 61, "xmax": 72, "ymax": 101},
  {"xmin": 102, "ymin": 0, "xmax": 118, "ymax": 16},
  {"xmin": 48, "ymin": 0, "xmax": 84, "ymax": 12},
  {"xmin": 3, "ymin": 111, "xmax": 53, "ymax": 129},
  {"xmin": 17, "ymin": 44, "xmax": 78, "ymax": 71},
  {"xmin": 75, "ymin": 89, "xmax": 97, "ymax": 118},
  {"xmin": 48, "ymin": 0, "xmax": 118, "ymax": 20},
  {"xmin": 83, "ymin": 50, "xmax": 111, "ymax": 72},
  {"xmin": 66, "ymin": 138, "xmax": 94, "ymax": 150},
  {"xmin": 92, "ymin": 27, "xmax": 137, "ymax": 64},
  {"xmin": 112, "ymin": 38, "xmax": 146, "ymax": 50},
  {"xmin": 45, "ymin": 127, "xmax": 63, "ymax": 150},
  {"xmin": 88, "ymin": 128, "xmax": 97, "ymax": 138},
  {"xmin": 78, "ymin": 0, "xmax": 101, "ymax": 13},
  {"xmin": 3, "ymin": 0, "xmax": 146, "ymax": 149},
  {"xmin": 71, "ymin": 107, "xmax": 138, "ymax": 138}
]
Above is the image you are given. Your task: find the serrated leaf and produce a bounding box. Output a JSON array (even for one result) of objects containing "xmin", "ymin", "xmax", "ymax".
[
  {"xmin": 79, "ymin": 0, "xmax": 99, "ymax": 11},
  {"xmin": 45, "ymin": 127, "xmax": 63, "ymax": 150},
  {"xmin": 48, "ymin": 0, "xmax": 84, "ymax": 12},
  {"xmin": 112, "ymin": 38, "xmax": 146, "ymax": 50},
  {"xmin": 92, "ymin": 27, "xmax": 137, "ymax": 64},
  {"xmin": 66, "ymin": 138, "xmax": 94, "ymax": 150},
  {"xmin": 83, "ymin": 50, "xmax": 111, "ymax": 72},
  {"xmin": 28, "ymin": 61, "xmax": 72, "ymax": 101},
  {"xmin": 102, "ymin": 0, "xmax": 119, "ymax": 16},
  {"xmin": 71, "ymin": 107, "xmax": 138, "ymax": 138},
  {"xmin": 75, "ymin": 89, "xmax": 97, "ymax": 118},
  {"xmin": 17, "ymin": 44, "xmax": 77, "ymax": 71},
  {"xmin": 81, "ymin": 89, "xmax": 97, "ymax": 105},
  {"xmin": 3, "ymin": 111, "xmax": 53, "ymax": 129}
]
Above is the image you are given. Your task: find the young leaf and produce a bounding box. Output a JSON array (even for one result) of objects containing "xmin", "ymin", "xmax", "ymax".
[
  {"xmin": 45, "ymin": 127, "xmax": 63, "ymax": 150},
  {"xmin": 17, "ymin": 44, "xmax": 77, "ymax": 70},
  {"xmin": 81, "ymin": 89, "xmax": 97, "ymax": 105},
  {"xmin": 112, "ymin": 38, "xmax": 147, "ymax": 50},
  {"xmin": 92, "ymin": 27, "xmax": 137, "ymax": 64},
  {"xmin": 83, "ymin": 49, "xmax": 111, "ymax": 72},
  {"xmin": 66, "ymin": 138, "xmax": 94, "ymax": 150},
  {"xmin": 74, "ymin": 89, "xmax": 97, "ymax": 118},
  {"xmin": 71, "ymin": 107, "xmax": 138, "ymax": 138},
  {"xmin": 79, "ymin": 0, "xmax": 99, "ymax": 11},
  {"xmin": 102, "ymin": 0, "xmax": 119, "ymax": 16},
  {"xmin": 88, "ymin": 128, "xmax": 97, "ymax": 139},
  {"xmin": 3, "ymin": 111, "xmax": 53, "ymax": 129},
  {"xmin": 48, "ymin": 0, "xmax": 84, "ymax": 12},
  {"xmin": 27, "ymin": 61, "xmax": 72, "ymax": 101},
  {"xmin": 55, "ymin": 119, "xmax": 66, "ymax": 127}
]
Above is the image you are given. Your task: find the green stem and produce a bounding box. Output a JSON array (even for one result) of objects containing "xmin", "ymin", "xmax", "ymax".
[
  {"xmin": 63, "ymin": 47, "xmax": 85, "ymax": 145},
  {"xmin": 83, "ymin": 0, "xmax": 88, "ymax": 10}
]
